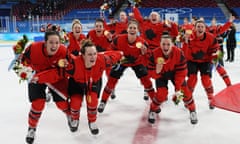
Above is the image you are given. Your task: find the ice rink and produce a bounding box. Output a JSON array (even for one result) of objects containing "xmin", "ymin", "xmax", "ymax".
[{"xmin": 1, "ymin": 43, "xmax": 240, "ymax": 144}]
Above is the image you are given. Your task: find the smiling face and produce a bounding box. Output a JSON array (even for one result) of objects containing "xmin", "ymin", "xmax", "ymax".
[
  {"xmin": 82, "ymin": 46, "xmax": 97, "ymax": 68},
  {"xmin": 149, "ymin": 12, "xmax": 160, "ymax": 24},
  {"xmin": 95, "ymin": 20, "xmax": 104, "ymax": 35},
  {"xmin": 72, "ymin": 22, "xmax": 82, "ymax": 38},
  {"xmin": 127, "ymin": 20, "xmax": 139, "ymax": 36},
  {"xmin": 45, "ymin": 34, "xmax": 61, "ymax": 56},
  {"xmin": 119, "ymin": 11, "xmax": 127, "ymax": 22},
  {"xmin": 195, "ymin": 20, "xmax": 206, "ymax": 37},
  {"xmin": 160, "ymin": 36, "xmax": 173, "ymax": 57}
]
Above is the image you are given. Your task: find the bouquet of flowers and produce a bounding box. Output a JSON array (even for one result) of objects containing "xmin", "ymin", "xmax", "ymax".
[
  {"xmin": 8, "ymin": 35, "xmax": 28, "ymax": 71},
  {"xmin": 100, "ymin": 3, "xmax": 109, "ymax": 11},
  {"xmin": 128, "ymin": 0, "xmax": 141, "ymax": 6},
  {"xmin": 8, "ymin": 35, "xmax": 35, "ymax": 83},
  {"xmin": 60, "ymin": 29, "xmax": 69, "ymax": 45},
  {"xmin": 13, "ymin": 61, "xmax": 35, "ymax": 83},
  {"xmin": 12, "ymin": 35, "xmax": 28, "ymax": 54},
  {"xmin": 172, "ymin": 90, "xmax": 185, "ymax": 105},
  {"xmin": 212, "ymin": 50, "xmax": 223, "ymax": 64}
]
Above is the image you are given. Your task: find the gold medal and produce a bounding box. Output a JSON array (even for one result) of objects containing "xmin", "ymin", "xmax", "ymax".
[
  {"xmin": 104, "ymin": 30, "xmax": 109, "ymax": 36},
  {"xmin": 186, "ymin": 29, "xmax": 192, "ymax": 35},
  {"xmin": 157, "ymin": 57, "xmax": 164, "ymax": 64},
  {"xmin": 136, "ymin": 42, "xmax": 142, "ymax": 48},
  {"xmin": 58, "ymin": 59, "xmax": 65, "ymax": 67}
]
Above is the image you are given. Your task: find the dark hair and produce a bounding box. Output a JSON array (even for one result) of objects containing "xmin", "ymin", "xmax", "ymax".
[
  {"xmin": 44, "ymin": 31, "xmax": 61, "ymax": 41},
  {"xmin": 46, "ymin": 24, "xmax": 59, "ymax": 32},
  {"xmin": 80, "ymin": 39, "xmax": 96, "ymax": 54},
  {"xmin": 95, "ymin": 18, "xmax": 104, "ymax": 24},
  {"xmin": 161, "ymin": 34, "xmax": 173, "ymax": 42},
  {"xmin": 192, "ymin": 16, "xmax": 198, "ymax": 21}
]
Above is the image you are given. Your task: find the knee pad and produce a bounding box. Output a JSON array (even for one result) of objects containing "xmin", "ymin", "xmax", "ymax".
[
  {"xmin": 31, "ymin": 99, "xmax": 45, "ymax": 112},
  {"xmin": 201, "ymin": 74, "xmax": 212, "ymax": 88},
  {"xmin": 187, "ymin": 74, "xmax": 197, "ymax": 91},
  {"xmin": 156, "ymin": 87, "xmax": 168, "ymax": 103},
  {"xmin": 70, "ymin": 94, "xmax": 83, "ymax": 110},
  {"xmin": 140, "ymin": 75, "xmax": 153, "ymax": 88},
  {"xmin": 55, "ymin": 101, "xmax": 69, "ymax": 111}
]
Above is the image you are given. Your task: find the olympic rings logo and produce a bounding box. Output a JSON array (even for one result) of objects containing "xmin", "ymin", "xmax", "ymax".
[{"xmin": 17, "ymin": 22, "xmax": 26, "ymax": 28}]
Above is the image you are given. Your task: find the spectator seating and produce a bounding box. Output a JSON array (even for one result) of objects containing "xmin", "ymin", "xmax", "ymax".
[{"xmin": 139, "ymin": 0, "xmax": 218, "ymax": 8}]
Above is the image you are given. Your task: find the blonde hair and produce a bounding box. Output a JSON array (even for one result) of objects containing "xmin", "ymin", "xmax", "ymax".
[
  {"xmin": 149, "ymin": 11, "xmax": 160, "ymax": 22},
  {"xmin": 72, "ymin": 19, "xmax": 82, "ymax": 29}
]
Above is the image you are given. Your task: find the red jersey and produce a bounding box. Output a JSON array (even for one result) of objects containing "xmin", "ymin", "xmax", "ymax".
[
  {"xmin": 111, "ymin": 34, "xmax": 148, "ymax": 67},
  {"xmin": 67, "ymin": 32, "xmax": 86, "ymax": 55},
  {"xmin": 182, "ymin": 32, "xmax": 219, "ymax": 63},
  {"xmin": 208, "ymin": 21, "xmax": 232, "ymax": 37},
  {"xmin": 180, "ymin": 23, "xmax": 194, "ymax": 32},
  {"xmin": 66, "ymin": 51, "xmax": 123, "ymax": 84},
  {"xmin": 133, "ymin": 7, "xmax": 178, "ymax": 49},
  {"xmin": 149, "ymin": 46, "xmax": 187, "ymax": 90},
  {"xmin": 22, "ymin": 42, "xmax": 67, "ymax": 73},
  {"xmin": 21, "ymin": 41, "xmax": 68, "ymax": 86},
  {"xmin": 87, "ymin": 29, "xmax": 112, "ymax": 52},
  {"xmin": 104, "ymin": 20, "xmax": 128, "ymax": 36}
]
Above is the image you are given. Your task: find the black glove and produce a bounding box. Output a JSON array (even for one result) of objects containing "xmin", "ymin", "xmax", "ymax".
[
  {"xmin": 112, "ymin": 63, "xmax": 121, "ymax": 71},
  {"xmin": 124, "ymin": 55, "xmax": 136, "ymax": 64}
]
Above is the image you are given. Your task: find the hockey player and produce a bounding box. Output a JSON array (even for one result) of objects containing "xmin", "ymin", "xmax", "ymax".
[
  {"xmin": 131, "ymin": 6, "xmax": 179, "ymax": 50},
  {"xmin": 104, "ymin": 11, "xmax": 129, "ymax": 36},
  {"xmin": 58, "ymin": 39, "xmax": 123, "ymax": 135},
  {"xmin": 67, "ymin": 19, "xmax": 86, "ymax": 56},
  {"xmin": 182, "ymin": 20, "xmax": 220, "ymax": 109},
  {"xmin": 147, "ymin": 35, "xmax": 197, "ymax": 125},
  {"xmin": 87, "ymin": 18, "xmax": 112, "ymax": 52},
  {"xmin": 98, "ymin": 19, "xmax": 156, "ymax": 113},
  {"xmin": 103, "ymin": 11, "xmax": 129, "ymax": 99},
  {"xmin": 208, "ymin": 16, "xmax": 235, "ymax": 87},
  {"xmin": 87, "ymin": 18, "xmax": 113, "ymax": 98},
  {"xmin": 130, "ymin": 6, "xmax": 179, "ymax": 100},
  {"xmin": 20, "ymin": 30, "xmax": 71, "ymax": 144}
]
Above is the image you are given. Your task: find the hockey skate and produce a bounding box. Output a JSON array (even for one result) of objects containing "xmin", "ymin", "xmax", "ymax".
[
  {"xmin": 67, "ymin": 115, "xmax": 79, "ymax": 132},
  {"xmin": 45, "ymin": 90, "xmax": 52, "ymax": 103},
  {"xmin": 110, "ymin": 90, "xmax": 116, "ymax": 99},
  {"xmin": 143, "ymin": 90, "xmax": 149, "ymax": 101},
  {"xmin": 26, "ymin": 127, "xmax": 36, "ymax": 144},
  {"xmin": 190, "ymin": 111, "xmax": 198, "ymax": 124},
  {"xmin": 97, "ymin": 101, "xmax": 106, "ymax": 113},
  {"xmin": 155, "ymin": 107, "xmax": 161, "ymax": 114},
  {"xmin": 209, "ymin": 103, "xmax": 215, "ymax": 110},
  {"xmin": 148, "ymin": 110, "xmax": 156, "ymax": 124},
  {"xmin": 88, "ymin": 122, "xmax": 99, "ymax": 135}
]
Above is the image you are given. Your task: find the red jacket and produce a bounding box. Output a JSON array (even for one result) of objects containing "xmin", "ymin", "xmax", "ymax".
[
  {"xmin": 182, "ymin": 31, "xmax": 219, "ymax": 63},
  {"xmin": 111, "ymin": 34, "xmax": 148, "ymax": 67},
  {"xmin": 208, "ymin": 21, "xmax": 232, "ymax": 37},
  {"xmin": 148, "ymin": 46, "xmax": 187, "ymax": 90},
  {"xmin": 67, "ymin": 32, "xmax": 86, "ymax": 55},
  {"xmin": 65, "ymin": 51, "xmax": 123, "ymax": 84},
  {"xmin": 132, "ymin": 7, "xmax": 178, "ymax": 49},
  {"xmin": 87, "ymin": 29, "xmax": 112, "ymax": 52},
  {"xmin": 180, "ymin": 23, "xmax": 194, "ymax": 32},
  {"xmin": 104, "ymin": 20, "xmax": 128, "ymax": 36},
  {"xmin": 22, "ymin": 42, "xmax": 68, "ymax": 85},
  {"xmin": 34, "ymin": 50, "xmax": 123, "ymax": 85},
  {"xmin": 22, "ymin": 42, "xmax": 67, "ymax": 73}
]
